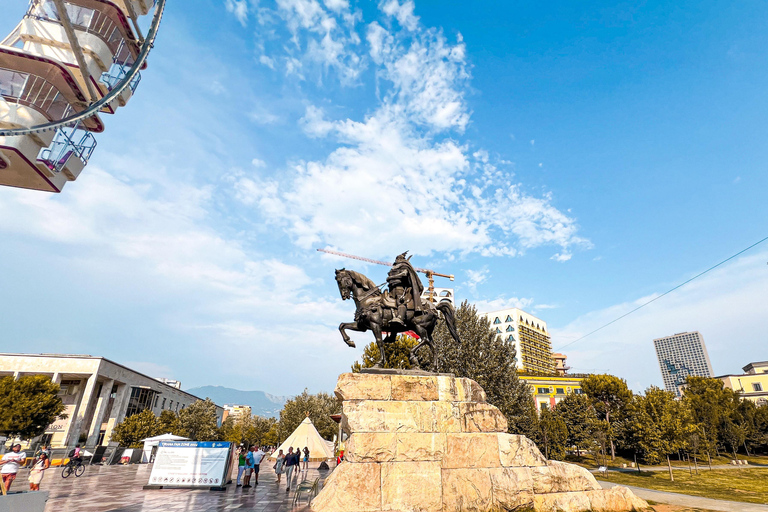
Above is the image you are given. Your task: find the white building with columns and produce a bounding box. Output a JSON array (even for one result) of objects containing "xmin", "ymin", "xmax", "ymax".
[{"xmin": 0, "ymin": 353, "xmax": 223, "ymax": 449}]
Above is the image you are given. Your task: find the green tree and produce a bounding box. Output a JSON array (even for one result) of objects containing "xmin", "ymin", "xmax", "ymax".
[
  {"xmin": 555, "ymin": 393, "xmax": 597, "ymax": 456},
  {"xmin": 581, "ymin": 374, "xmax": 632, "ymax": 460},
  {"xmin": 352, "ymin": 335, "xmax": 419, "ymax": 372},
  {"xmin": 683, "ymin": 377, "xmax": 739, "ymax": 457},
  {"xmin": 0, "ymin": 376, "xmax": 66, "ymax": 440},
  {"xmin": 538, "ymin": 408, "xmax": 568, "ymax": 460},
  {"xmin": 262, "ymin": 422, "xmax": 280, "ymax": 447},
  {"xmin": 277, "ymin": 390, "xmax": 340, "ymax": 442},
  {"xmin": 157, "ymin": 410, "xmax": 183, "ymax": 436},
  {"xmin": 620, "ymin": 387, "xmax": 691, "ymax": 466},
  {"xmin": 433, "ymin": 301, "xmax": 538, "ymax": 439},
  {"xmin": 110, "ymin": 410, "xmax": 159, "ymax": 448},
  {"xmin": 179, "ymin": 398, "xmax": 220, "ymax": 441}
]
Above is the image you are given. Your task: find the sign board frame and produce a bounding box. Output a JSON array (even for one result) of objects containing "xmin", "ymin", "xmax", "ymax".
[{"xmin": 145, "ymin": 441, "xmax": 233, "ymax": 491}]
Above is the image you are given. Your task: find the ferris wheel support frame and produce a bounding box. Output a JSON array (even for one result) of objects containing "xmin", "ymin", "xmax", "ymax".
[{"xmin": 0, "ymin": 0, "xmax": 167, "ymax": 137}]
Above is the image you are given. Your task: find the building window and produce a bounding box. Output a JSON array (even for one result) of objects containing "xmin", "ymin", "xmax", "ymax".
[
  {"xmin": 154, "ymin": 395, "xmax": 159, "ymax": 408},
  {"xmin": 537, "ymin": 387, "xmax": 550, "ymax": 394},
  {"xmin": 495, "ymin": 327, "xmax": 501, "ymax": 334},
  {"xmin": 125, "ymin": 387, "xmax": 158, "ymax": 418},
  {"xmin": 506, "ymin": 325, "xmax": 514, "ymax": 332},
  {"xmin": 573, "ymin": 389, "xmax": 583, "ymax": 395},
  {"xmin": 505, "ymin": 315, "xmax": 512, "ymax": 322},
  {"xmin": 493, "ymin": 317, "xmax": 501, "ymax": 324},
  {"xmin": 753, "ymin": 383, "xmax": 763, "ymax": 392},
  {"xmin": 539, "ymin": 402, "xmax": 549, "ymax": 411},
  {"xmin": 556, "ymin": 388, "xmax": 565, "ymax": 395},
  {"xmin": 161, "ymin": 397, "xmax": 166, "ymax": 409}
]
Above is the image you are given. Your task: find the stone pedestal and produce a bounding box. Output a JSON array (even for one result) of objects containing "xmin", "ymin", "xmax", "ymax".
[{"xmin": 311, "ymin": 372, "xmax": 649, "ymax": 512}]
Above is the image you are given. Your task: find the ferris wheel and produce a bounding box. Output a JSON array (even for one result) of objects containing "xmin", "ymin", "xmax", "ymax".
[{"xmin": 0, "ymin": 0, "xmax": 165, "ymax": 193}]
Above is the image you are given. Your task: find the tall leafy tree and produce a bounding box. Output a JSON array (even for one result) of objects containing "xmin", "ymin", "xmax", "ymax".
[
  {"xmin": 538, "ymin": 408, "xmax": 568, "ymax": 460},
  {"xmin": 110, "ymin": 410, "xmax": 159, "ymax": 448},
  {"xmin": 277, "ymin": 390, "xmax": 340, "ymax": 441},
  {"xmin": 620, "ymin": 387, "xmax": 691, "ymax": 466},
  {"xmin": 433, "ymin": 301, "xmax": 538, "ymax": 439},
  {"xmin": 179, "ymin": 398, "xmax": 220, "ymax": 441},
  {"xmin": 352, "ymin": 335, "xmax": 419, "ymax": 372},
  {"xmin": 683, "ymin": 376, "xmax": 739, "ymax": 456},
  {"xmin": 581, "ymin": 374, "xmax": 632, "ymax": 460},
  {"xmin": 156, "ymin": 410, "xmax": 183, "ymax": 436},
  {"xmin": 555, "ymin": 393, "xmax": 597, "ymax": 456},
  {"xmin": 0, "ymin": 375, "xmax": 66, "ymax": 440}
]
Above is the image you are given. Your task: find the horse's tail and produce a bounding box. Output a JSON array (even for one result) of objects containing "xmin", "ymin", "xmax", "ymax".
[{"xmin": 436, "ymin": 301, "xmax": 460, "ymax": 345}]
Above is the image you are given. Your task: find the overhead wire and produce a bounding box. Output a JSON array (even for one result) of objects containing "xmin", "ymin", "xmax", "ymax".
[{"xmin": 555, "ymin": 234, "xmax": 768, "ymax": 351}]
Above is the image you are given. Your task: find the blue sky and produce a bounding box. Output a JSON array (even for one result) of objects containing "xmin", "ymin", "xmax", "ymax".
[{"xmin": 1, "ymin": 0, "xmax": 766, "ymax": 395}]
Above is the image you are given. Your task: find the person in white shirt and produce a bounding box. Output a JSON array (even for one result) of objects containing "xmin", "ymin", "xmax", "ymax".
[
  {"xmin": 0, "ymin": 444, "xmax": 27, "ymax": 491},
  {"xmin": 251, "ymin": 447, "xmax": 265, "ymax": 485}
]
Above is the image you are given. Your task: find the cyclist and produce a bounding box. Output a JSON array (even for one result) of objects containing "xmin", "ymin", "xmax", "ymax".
[{"xmin": 68, "ymin": 445, "xmax": 83, "ymax": 466}]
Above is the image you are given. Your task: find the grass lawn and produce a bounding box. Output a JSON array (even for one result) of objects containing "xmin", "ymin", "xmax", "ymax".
[
  {"xmin": 595, "ymin": 468, "xmax": 768, "ymax": 505},
  {"xmin": 566, "ymin": 453, "xmax": 768, "ymax": 469}
]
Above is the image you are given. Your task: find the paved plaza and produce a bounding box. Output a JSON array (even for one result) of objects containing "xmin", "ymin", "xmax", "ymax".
[{"xmin": 16, "ymin": 462, "xmax": 325, "ymax": 512}]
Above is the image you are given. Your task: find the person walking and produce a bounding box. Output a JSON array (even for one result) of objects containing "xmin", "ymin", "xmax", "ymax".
[
  {"xmin": 302, "ymin": 446, "xmax": 310, "ymax": 470},
  {"xmin": 0, "ymin": 444, "xmax": 27, "ymax": 492},
  {"xmin": 273, "ymin": 449, "xmax": 285, "ymax": 484},
  {"xmin": 236, "ymin": 446, "xmax": 247, "ymax": 487},
  {"xmin": 28, "ymin": 452, "xmax": 49, "ymax": 491},
  {"xmin": 251, "ymin": 446, "xmax": 265, "ymax": 485},
  {"xmin": 242, "ymin": 447, "xmax": 255, "ymax": 488},
  {"xmin": 284, "ymin": 447, "xmax": 297, "ymax": 492}
]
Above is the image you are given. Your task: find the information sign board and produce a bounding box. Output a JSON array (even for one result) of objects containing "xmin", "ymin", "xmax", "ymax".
[{"xmin": 148, "ymin": 441, "xmax": 231, "ymax": 487}]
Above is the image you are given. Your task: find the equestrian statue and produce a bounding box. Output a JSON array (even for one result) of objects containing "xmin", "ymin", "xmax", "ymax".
[{"xmin": 334, "ymin": 252, "xmax": 460, "ymax": 370}]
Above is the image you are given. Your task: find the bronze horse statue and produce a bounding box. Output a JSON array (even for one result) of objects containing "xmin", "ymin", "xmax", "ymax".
[{"xmin": 335, "ymin": 268, "xmax": 460, "ymax": 369}]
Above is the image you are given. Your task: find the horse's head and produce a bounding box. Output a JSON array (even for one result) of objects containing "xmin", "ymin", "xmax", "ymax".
[{"xmin": 335, "ymin": 268, "xmax": 352, "ymax": 300}]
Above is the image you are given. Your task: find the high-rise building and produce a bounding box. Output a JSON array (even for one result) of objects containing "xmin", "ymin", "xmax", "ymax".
[
  {"xmin": 653, "ymin": 331, "xmax": 714, "ymax": 396},
  {"xmin": 482, "ymin": 308, "xmax": 554, "ymax": 374}
]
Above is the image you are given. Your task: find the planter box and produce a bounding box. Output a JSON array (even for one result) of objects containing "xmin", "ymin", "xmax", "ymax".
[{"xmin": 0, "ymin": 491, "xmax": 48, "ymax": 512}]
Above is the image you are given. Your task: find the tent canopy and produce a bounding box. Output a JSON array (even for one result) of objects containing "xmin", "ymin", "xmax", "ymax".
[
  {"xmin": 270, "ymin": 417, "xmax": 334, "ymax": 461},
  {"xmin": 140, "ymin": 433, "xmax": 189, "ymax": 443}
]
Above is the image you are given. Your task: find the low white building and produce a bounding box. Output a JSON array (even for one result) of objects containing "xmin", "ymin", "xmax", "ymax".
[{"xmin": 0, "ymin": 353, "xmax": 224, "ymax": 449}]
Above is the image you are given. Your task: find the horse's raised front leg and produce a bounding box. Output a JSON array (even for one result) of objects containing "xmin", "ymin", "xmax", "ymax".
[{"xmin": 339, "ymin": 321, "xmax": 365, "ymax": 348}]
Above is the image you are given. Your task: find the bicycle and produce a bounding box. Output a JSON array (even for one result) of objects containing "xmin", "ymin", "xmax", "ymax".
[{"xmin": 61, "ymin": 459, "xmax": 85, "ymax": 478}]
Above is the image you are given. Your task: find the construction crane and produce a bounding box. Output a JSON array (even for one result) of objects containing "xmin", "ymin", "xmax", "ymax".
[{"xmin": 317, "ymin": 248, "xmax": 454, "ymax": 303}]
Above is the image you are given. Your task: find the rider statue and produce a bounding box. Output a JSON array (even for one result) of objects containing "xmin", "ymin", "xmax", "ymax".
[{"xmin": 386, "ymin": 252, "xmax": 424, "ymax": 327}]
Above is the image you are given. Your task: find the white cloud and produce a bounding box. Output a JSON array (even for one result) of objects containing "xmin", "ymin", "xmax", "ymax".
[
  {"xmin": 234, "ymin": 9, "xmax": 586, "ymax": 260},
  {"xmin": 551, "ymin": 250, "xmax": 768, "ymax": 392},
  {"xmin": 473, "ymin": 297, "xmax": 535, "ymax": 314},
  {"xmin": 465, "ymin": 268, "xmax": 489, "ymax": 294},
  {"xmin": 259, "ymin": 55, "xmax": 276, "ymax": 69},
  {"xmin": 225, "ymin": 0, "xmax": 249, "ymax": 26},
  {"xmin": 252, "ymin": 158, "xmax": 267, "ymax": 167},
  {"xmin": 380, "ymin": 0, "xmax": 419, "ymax": 31}
]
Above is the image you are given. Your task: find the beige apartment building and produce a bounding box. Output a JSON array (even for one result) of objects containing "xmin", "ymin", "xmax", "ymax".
[
  {"xmin": 0, "ymin": 354, "xmax": 223, "ymax": 449},
  {"xmin": 718, "ymin": 361, "xmax": 768, "ymax": 405},
  {"xmin": 483, "ymin": 307, "xmax": 554, "ymax": 374},
  {"xmin": 223, "ymin": 404, "xmax": 252, "ymax": 422}
]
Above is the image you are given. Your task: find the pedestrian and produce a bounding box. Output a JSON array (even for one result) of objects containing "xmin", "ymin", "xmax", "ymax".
[
  {"xmin": 251, "ymin": 446, "xmax": 265, "ymax": 485},
  {"xmin": 28, "ymin": 452, "xmax": 49, "ymax": 491},
  {"xmin": 236, "ymin": 446, "xmax": 247, "ymax": 487},
  {"xmin": 284, "ymin": 447, "xmax": 297, "ymax": 492},
  {"xmin": 273, "ymin": 449, "xmax": 285, "ymax": 484},
  {"xmin": 242, "ymin": 446, "xmax": 255, "ymax": 488},
  {"xmin": 0, "ymin": 444, "xmax": 27, "ymax": 491},
  {"xmin": 302, "ymin": 446, "xmax": 310, "ymax": 470}
]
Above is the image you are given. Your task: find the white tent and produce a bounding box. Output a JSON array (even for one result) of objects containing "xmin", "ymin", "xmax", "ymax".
[
  {"xmin": 270, "ymin": 417, "xmax": 334, "ymax": 461},
  {"xmin": 140, "ymin": 433, "xmax": 189, "ymax": 463}
]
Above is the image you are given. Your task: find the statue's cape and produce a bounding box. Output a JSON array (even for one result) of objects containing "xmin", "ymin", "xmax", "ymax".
[{"xmin": 392, "ymin": 260, "xmax": 424, "ymax": 311}]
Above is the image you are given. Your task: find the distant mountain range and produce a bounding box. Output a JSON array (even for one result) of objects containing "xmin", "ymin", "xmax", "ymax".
[{"xmin": 186, "ymin": 386, "xmax": 290, "ymax": 418}]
